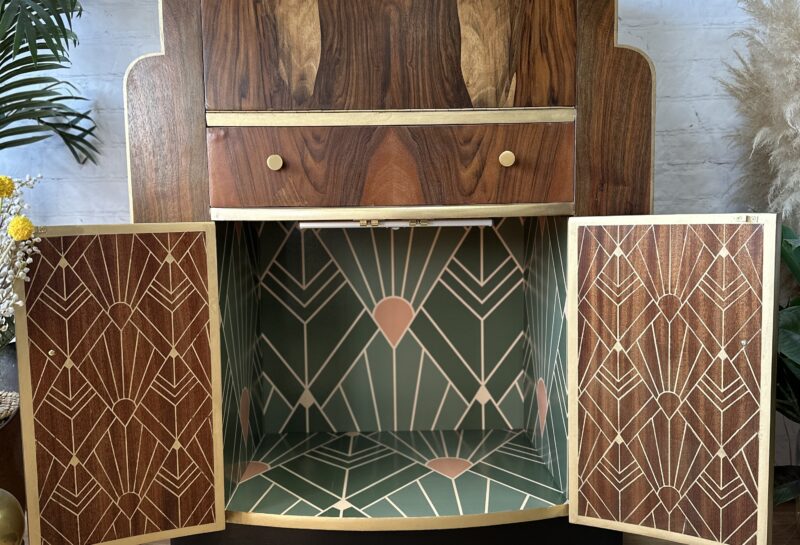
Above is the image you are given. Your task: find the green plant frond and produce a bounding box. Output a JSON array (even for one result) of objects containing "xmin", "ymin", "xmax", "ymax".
[
  {"xmin": 782, "ymin": 225, "xmax": 800, "ymax": 284},
  {"xmin": 0, "ymin": 0, "xmax": 95, "ymax": 162},
  {"xmin": 0, "ymin": 0, "xmax": 81, "ymax": 61},
  {"xmin": 0, "ymin": 74, "xmax": 64, "ymax": 94},
  {"xmin": 777, "ymin": 355, "xmax": 800, "ymax": 424}
]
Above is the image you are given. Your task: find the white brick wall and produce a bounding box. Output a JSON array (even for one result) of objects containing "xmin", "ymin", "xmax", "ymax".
[
  {"xmin": 1, "ymin": 1, "xmax": 797, "ymax": 463},
  {"xmin": 0, "ymin": 0, "xmax": 161, "ymax": 225},
  {"xmin": 618, "ymin": 0, "xmax": 751, "ymax": 214}
]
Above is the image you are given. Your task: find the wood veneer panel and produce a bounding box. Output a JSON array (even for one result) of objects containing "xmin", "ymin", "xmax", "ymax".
[
  {"xmin": 126, "ymin": 0, "xmax": 210, "ymax": 223},
  {"xmin": 16, "ymin": 226, "xmax": 223, "ymax": 545},
  {"xmin": 207, "ymin": 123, "xmax": 575, "ymax": 208},
  {"xmin": 575, "ymin": 0, "xmax": 653, "ymax": 215},
  {"xmin": 201, "ymin": 0, "xmax": 576, "ymax": 110},
  {"xmin": 571, "ymin": 219, "xmax": 776, "ymax": 545}
]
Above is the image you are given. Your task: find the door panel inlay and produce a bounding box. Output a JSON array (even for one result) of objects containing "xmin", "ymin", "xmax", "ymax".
[
  {"xmin": 571, "ymin": 220, "xmax": 773, "ymax": 545},
  {"xmin": 17, "ymin": 227, "xmax": 222, "ymax": 545}
]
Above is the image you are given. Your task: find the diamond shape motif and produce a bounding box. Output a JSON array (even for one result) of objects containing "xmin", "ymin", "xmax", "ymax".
[
  {"xmin": 474, "ymin": 385, "xmax": 491, "ymax": 406},
  {"xmin": 299, "ymin": 389, "xmax": 315, "ymax": 409}
]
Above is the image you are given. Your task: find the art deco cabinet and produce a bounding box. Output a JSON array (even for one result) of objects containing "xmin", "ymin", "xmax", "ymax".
[{"xmin": 12, "ymin": 2, "xmax": 779, "ymax": 545}]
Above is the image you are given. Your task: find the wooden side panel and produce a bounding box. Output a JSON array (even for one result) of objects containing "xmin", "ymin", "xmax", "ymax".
[
  {"xmin": 201, "ymin": 0, "xmax": 576, "ymax": 110},
  {"xmin": 207, "ymin": 123, "xmax": 575, "ymax": 208},
  {"xmin": 569, "ymin": 217, "xmax": 777, "ymax": 545},
  {"xmin": 16, "ymin": 225, "xmax": 224, "ymax": 545},
  {"xmin": 126, "ymin": 0, "xmax": 210, "ymax": 223},
  {"xmin": 575, "ymin": 0, "xmax": 653, "ymax": 216}
]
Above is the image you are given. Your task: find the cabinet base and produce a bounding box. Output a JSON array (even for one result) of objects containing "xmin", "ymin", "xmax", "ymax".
[{"xmin": 172, "ymin": 519, "xmax": 621, "ymax": 545}]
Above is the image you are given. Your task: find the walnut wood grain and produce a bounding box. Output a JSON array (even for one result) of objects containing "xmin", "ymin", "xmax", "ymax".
[
  {"xmin": 126, "ymin": 0, "xmax": 210, "ymax": 223},
  {"xmin": 17, "ymin": 227, "xmax": 222, "ymax": 545},
  {"xmin": 574, "ymin": 222, "xmax": 769, "ymax": 545},
  {"xmin": 575, "ymin": 0, "xmax": 653, "ymax": 216},
  {"xmin": 201, "ymin": 0, "xmax": 576, "ymax": 110},
  {"xmin": 207, "ymin": 123, "xmax": 575, "ymax": 208}
]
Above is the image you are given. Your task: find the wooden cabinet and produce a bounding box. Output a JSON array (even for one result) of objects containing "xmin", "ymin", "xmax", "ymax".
[
  {"xmin": 207, "ymin": 123, "xmax": 574, "ymax": 209},
  {"xmin": 200, "ymin": 0, "xmax": 576, "ymax": 111},
  {"xmin": 15, "ymin": 224, "xmax": 224, "ymax": 545},
  {"xmin": 68, "ymin": 0, "xmax": 768, "ymax": 544}
]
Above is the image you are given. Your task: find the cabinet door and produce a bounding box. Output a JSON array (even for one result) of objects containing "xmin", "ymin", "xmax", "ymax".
[
  {"xmin": 15, "ymin": 224, "xmax": 224, "ymax": 545},
  {"xmin": 568, "ymin": 215, "xmax": 778, "ymax": 545}
]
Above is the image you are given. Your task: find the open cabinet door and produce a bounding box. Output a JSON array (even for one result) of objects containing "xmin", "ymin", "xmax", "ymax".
[
  {"xmin": 15, "ymin": 224, "xmax": 225, "ymax": 545},
  {"xmin": 568, "ymin": 215, "xmax": 778, "ymax": 545}
]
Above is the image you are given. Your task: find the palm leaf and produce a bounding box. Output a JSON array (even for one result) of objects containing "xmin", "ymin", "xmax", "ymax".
[
  {"xmin": 777, "ymin": 355, "xmax": 800, "ymax": 424},
  {"xmin": 0, "ymin": 37, "xmax": 97, "ymax": 163},
  {"xmin": 0, "ymin": 0, "xmax": 81, "ymax": 61},
  {"xmin": 781, "ymin": 225, "xmax": 800, "ymax": 284}
]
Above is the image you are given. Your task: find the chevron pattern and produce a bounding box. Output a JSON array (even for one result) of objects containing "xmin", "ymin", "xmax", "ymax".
[
  {"xmin": 227, "ymin": 430, "xmax": 566, "ymax": 518},
  {"xmin": 253, "ymin": 220, "xmax": 527, "ymax": 433},
  {"xmin": 574, "ymin": 222, "xmax": 767, "ymax": 545},
  {"xmin": 217, "ymin": 220, "xmax": 570, "ymax": 517},
  {"xmin": 523, "ymin": 217, "xmax": 568, "ymax": 495},
  {"xmin": 21, "ymin": 230, "xmax": 218, "ymax": 545},
  {"xmin": 217, "ymin": 223, "xmax": 262, "ymax": 499}
]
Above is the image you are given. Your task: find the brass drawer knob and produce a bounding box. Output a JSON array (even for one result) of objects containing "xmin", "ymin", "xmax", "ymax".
[
  {"xmin": 499, "ymin": 150, "xmax": 516, "ymax": 168},
  {"xmin": 266, "ymin": 154, "xmax": 284, "ymax": 171}
]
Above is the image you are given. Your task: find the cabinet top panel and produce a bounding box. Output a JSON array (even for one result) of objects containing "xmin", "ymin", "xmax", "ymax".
[{"xmin": 200, "ymin": 0, "xmax": 576, "ymax": 111}]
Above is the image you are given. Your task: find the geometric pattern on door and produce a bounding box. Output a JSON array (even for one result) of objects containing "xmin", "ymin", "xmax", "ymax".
[
  {"xmin": 16, "ymin": 225, "xmax": 224, "ymax": 545},
  {"xmin": 570, "ymin": 218, "xmax": 776, "ymax": 545}
]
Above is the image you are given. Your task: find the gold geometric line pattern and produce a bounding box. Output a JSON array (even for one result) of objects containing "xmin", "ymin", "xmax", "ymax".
[
  {"xmin": 19, "ymin": 229, "xmax": 220, "ymax": 545},
  {"xmin": 574, "ymin": 222, "xmax": 766, "ymax": 545}
]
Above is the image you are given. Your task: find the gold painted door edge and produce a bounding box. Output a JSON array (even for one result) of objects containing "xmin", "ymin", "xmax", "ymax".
[
  {"xmin": 226, "ymin": 503, "xmax": 568, "ymax": 531},
  {"xmin": 566, "ymin": 213, "xmax": 778, "ymax": 545},
  {"xmin": 15, "ymin": 222, "xmax": 226, "ymax": 545}
]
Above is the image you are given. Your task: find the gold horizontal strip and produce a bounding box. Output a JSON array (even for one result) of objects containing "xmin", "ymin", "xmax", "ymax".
[
  {"xmin": 211, "ymin": 203, "xmax": 575, "ymax": 222},
  {"xmin": 206, "ymin": 108, "xmax": 576, "ymax": 127},
  {"xmin": 226, "ymin": 503, "xmax": 568, "ymax": 531},
  {"xmin": 35, "ymin": 222, "xmax": 214, "ymax": 238}
]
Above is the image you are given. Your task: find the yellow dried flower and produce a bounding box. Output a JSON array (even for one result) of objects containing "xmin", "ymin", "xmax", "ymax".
[
  {"xmin": 0, "ymin": 176, "xmax": 14, "ymax": 198},
  {"xmin": 8, "ymin": 216, "xmax": 34, "ymax": 242}
]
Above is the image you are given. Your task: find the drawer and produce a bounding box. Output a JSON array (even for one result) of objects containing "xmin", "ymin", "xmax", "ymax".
[{"xmin": 207, "ymin": 123, "xmax": 575, "ymax": 209}]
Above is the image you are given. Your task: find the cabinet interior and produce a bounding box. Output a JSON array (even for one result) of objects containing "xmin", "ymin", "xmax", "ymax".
[{"xmin": 216, "ymin": 217, "xmax": 569, "ymax": 522}]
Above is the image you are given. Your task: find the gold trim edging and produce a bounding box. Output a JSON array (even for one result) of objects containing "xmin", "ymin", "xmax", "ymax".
[
  {"xmin": 206, "ymin": 108, "xmax": 576, "ymax": 127},
  {"xmin": 226, "ymin": 504, "xmax": 568, "ymax": 531},
  {"xmin": 211, "ymin": 203, "xmax": 575, "ymax": 222}
]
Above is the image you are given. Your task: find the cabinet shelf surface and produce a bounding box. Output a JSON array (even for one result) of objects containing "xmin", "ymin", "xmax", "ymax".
[{"xmin": 225, "ymin": 429, "xmax": 567, "ymax": 529}]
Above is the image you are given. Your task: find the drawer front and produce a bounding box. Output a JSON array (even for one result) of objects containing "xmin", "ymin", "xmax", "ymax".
[
  {"xmin": 201, "ymin": 0, "xmax": 576, "ymax": 111},
  {"xmin": 208, "ymin": 123, "xmax": 575, "ymax": 209}
]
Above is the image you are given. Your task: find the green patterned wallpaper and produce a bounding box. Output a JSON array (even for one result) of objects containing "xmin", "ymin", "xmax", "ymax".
[
  {"xmin": 218, "ymin": 222, "xmax": 262, "ymax": 498},
  {"xmin": 523, "ymin": 217, "xmax": 569, "ymax": 494},
  {"xmin": 256, "ymin": 220, "xmax": 526, "ymax": 433},
  {"xmin": 218, "ymin": 219, "xmax": 569, "ymax": 502}
]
